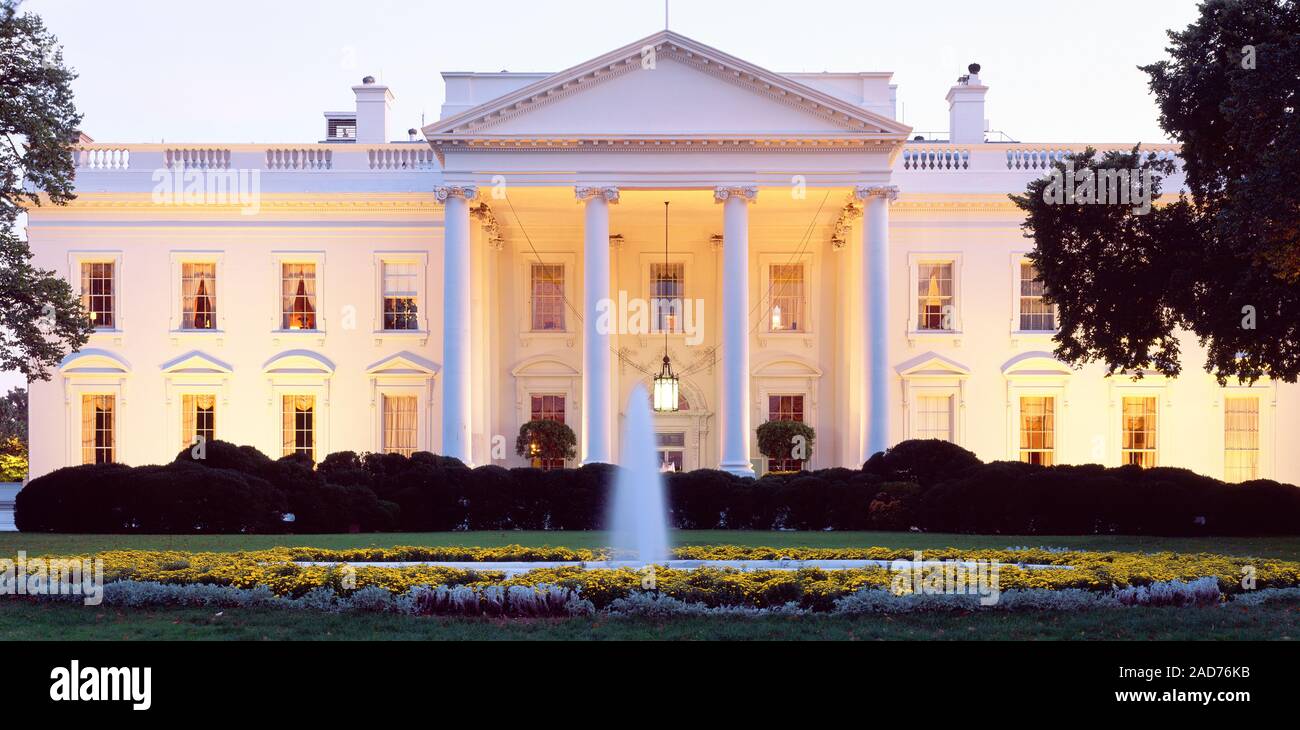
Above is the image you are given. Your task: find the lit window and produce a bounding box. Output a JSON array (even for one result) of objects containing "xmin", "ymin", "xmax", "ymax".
[
  {"xmin": 383, "ymin": 394, "xmax": 418, "ymax": 456},
  {"xmin": 80, "ymin": 394, "xmax": 115, "ymax": 464},
  {"xmin": 281, "ymin": 263, "xmax": 317, "ymax": 330},
  {"xmin": 656, "ymin": 431, "xmax": 686, "ymax": 472},
  {"xmin": 917, "ymin": 262, "xmax": 953, "ymax": 330},
  {"xmin": 1121, "ymin": 396, "xmax": 1158, "ymax": 468},
  {"xmin": 382, "ymin": 261, "xmax": 419, "ymax": 331},
  {"xmin": 181, "ymin": 262, "xmax": 217, "ymax": 330},
  {"xmin": 282, "ymin": 395, "xmax": 315, "ymax": 460},
  {"xmin": 1224, "ymin": 397, "xmax": 1259, "ymax": 482},
  {"xmin": 1019, "ymin": 262, "xmax": 1055, "ymax": 331},
  {"xmin": 1019, "ymin": 396, "xmax": 1055, "ymax": 465},
  {"xmin": 530, "ymin": 263, "xmax": 565, "ymax": 331},
  {"xmin": 80, "ymin": 262, "xmax": 115, "ymax": 329},
  {"xmin": 529, "ymin": 393, "xmax": 566, "ymax": 470},
  {"xmin": 650, "ymin": 262, "xmax": 684, "ymax": 333},
  {"xmin": 916, "ymin": 394, "xmax": 954, "ymax": 442},
  {"xmin": 770, "ymin": 264, "xmax": 805, "ymax": 332},
  {"xmin": 182, "ymin": 394, "xmax": 216, "ymax": 449},
  {"xmin": 767, "ymin": 394, "xmax": 805, "ymax": 471}
]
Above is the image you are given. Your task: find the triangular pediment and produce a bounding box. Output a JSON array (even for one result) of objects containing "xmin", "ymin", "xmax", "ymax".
[
  {"xmin": 160, "ymin": 350, "xmax": 232, "ymax": 375},
  {"xmin": 367, "ymin": 351, "xmax": 439, "ymax": 376},
  {"xmin": 897, "ymin": 352, "xmax": 971, "ymax": 379},
  {"xmin": 425, "ymin": 31, "xmax": 910, "ymax": 145}
]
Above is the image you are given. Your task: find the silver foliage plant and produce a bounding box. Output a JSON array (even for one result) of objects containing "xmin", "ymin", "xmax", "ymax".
[{"xmin": 27, "ymin": 576, "xmax": 1271, "ymax": 616}]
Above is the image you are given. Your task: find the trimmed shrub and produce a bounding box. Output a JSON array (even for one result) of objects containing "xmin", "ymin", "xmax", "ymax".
[
  {"xmin": 864, "ymin": 439, "xmax": 982, "ymax": 487},
  {"xmin": 755, "ymin": 420, "xmax": 815, "ymax": 465},
  {"xmin": 17, "ymin": 461, "xmax": 285, "ymax": 533}
]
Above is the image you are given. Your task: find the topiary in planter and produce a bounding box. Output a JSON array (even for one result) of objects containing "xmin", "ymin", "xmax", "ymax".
[
  {"xmin": 515, "ymin": 420, "xmax": 577, "ymax": 465},
  {"xmin": 755, "ymin": 420, "xmax": 815, "ymax": 467}
]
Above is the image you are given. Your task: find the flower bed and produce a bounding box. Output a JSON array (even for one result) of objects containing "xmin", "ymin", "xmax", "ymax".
[{"xmin": 24, "ymin": 545, "xmax": 1300, "ymax": 611}]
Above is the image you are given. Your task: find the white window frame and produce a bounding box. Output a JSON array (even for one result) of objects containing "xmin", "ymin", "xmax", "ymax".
[
  {"xmin": 1009, "ymin": 253, "xmax": 1057, "ymax": 342},
  {"xmin": 906, "ymin": 252, "xmax": 963, "ymax": 346},
  {"xmin": 897, "ymin": 353, "xmax": 969, "ymax": 446},
  {"xmin": 271, "ymin": 251, "xmax": 326, "ymax": 344},
  {"xmin": 637, "ymin": 250, "xmax": 697, "ymax": 342},
  {"xmin": 1216, "ymin": 382, "xmax": 1277, "ymax": 482},
  {"xmin": 69, "ymin": 250, "xmax": 125, "ymax": 342},
  {"xmin": 367, "ymin": 353, "xmax": 438, "ymax": 456},
  {"xmin": 758, "ymin": 251, "xmax": 815, "ymax": 338},
  {"xmin": 371, "ymin": 251, "xmax": 429, "ymax": 344},
  {"xmin": 517, "ymin": 252, "xmax": 576, "ymax": 344},
  {"xmin": 169, "ymin": 251, "xmax": 226, "ymax": 342}
]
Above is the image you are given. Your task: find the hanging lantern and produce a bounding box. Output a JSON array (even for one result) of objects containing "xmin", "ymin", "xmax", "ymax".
[
  {"xmin": 653, "ymin": 355, "xmax": 679, "ymax": 413},
  {"xmin": 653, "ymin": 201, "xmax": 681, "ymax": 413},
  {"xmin": 771, "ymin": 303, "xmax": 783, "ymax": 331}
]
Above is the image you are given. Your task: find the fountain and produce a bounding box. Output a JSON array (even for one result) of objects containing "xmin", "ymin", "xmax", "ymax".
[{"xmin": 608, "ymin": 384, "xmax": 671, "ymax": 564}]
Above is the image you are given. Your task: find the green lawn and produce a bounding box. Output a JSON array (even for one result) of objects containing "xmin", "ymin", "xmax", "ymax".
[
  {"xmin": 1, "ymin": 599, "xmax": 1295, "ymax": 640},
  {"xmin": 2, "ymin": 531, "xmax": 1299, "ymax": 559}
]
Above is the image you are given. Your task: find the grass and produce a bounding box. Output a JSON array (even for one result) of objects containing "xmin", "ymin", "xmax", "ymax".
[
  {"xmin": 2, "ymin": 531, "xmax": 1299, "ymax": 560},
  {"xmin": 1, "ymin": 599, "xmax": 1296, "ymax": 640}
]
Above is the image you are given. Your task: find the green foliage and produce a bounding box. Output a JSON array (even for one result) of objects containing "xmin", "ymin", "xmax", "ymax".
[
  {"xmin": 0, "ymin": 2, "xmax": 95, "ymax": 379},
  {"xmin": 755, "ymin": 420, "xmax": 815, "ymax": 461},
  {"xmin": 1011, "ymin": 0, "xmax": 1300, "ymax": 384},
  {"xmin": 515, "ymin": 419, "xmax": 577, "ymax": 462}
]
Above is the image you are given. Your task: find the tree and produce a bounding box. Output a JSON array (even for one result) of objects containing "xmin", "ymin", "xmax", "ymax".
[
  {"xmin": 514, "ymin": 420, "xmax": 577, "ymax": 465},
  {"xmin": 755, "ymin": 419, "xmax": 815, "ymax": 468},
  {"xmin": 1, "ymin": 1, "xmax": 95, "ymax": 380},
  {"xmin": 1012, "ymin": 0, "xmax": 1300, "ymax": 384}
]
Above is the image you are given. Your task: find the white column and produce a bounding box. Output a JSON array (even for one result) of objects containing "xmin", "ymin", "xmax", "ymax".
[
  {"xmin": 577, "ymin": 185, "xmax": 618, "ymax": 464},
  {"xmin": 437, "ymin": 184, "xmax": 478, "ymax": 464},
  {"xmin": 854, "ymin": 185, "xmax": 898, "ymax": 460},
  {"xmin": 716, "ymin": 186, "xmax": 758, "ymax": 477}
]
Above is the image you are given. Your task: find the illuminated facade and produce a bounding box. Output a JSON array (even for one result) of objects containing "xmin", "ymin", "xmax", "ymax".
[{"xmin": 24, "ymin": 31, "xmax": 1300, "ymax": 483}]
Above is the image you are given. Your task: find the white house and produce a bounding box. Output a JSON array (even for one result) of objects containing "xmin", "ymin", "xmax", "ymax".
[{"xmin": 23, "ymin": 30, "xmax": 1300, "ymax": 483}]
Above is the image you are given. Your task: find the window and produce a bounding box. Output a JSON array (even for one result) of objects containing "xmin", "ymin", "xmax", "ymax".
[
  {"xmin": 1224, "ymin": 397, "xmax": 1259, "ymax": 482},
  {"xmin": 81, "ymin": 394, "xmax": 115, "ymax": 464},
  {"xmin": 656, "ymin": 432, "xmax": 686, "ymax": 473},
  {"xmin": 383, "ymin": 395, "xmax": 418, "ymax": 456},
  {"xmin": 769, "ymin": 263, "xmax": 806, "ymax": 332},
  {"xmin": 80, "ymin": 262, "xmax": 115, "ymax": 329},
  {"xmin": 1121, "ymin": 396, "xmax": 1158, "ymax": 467},
  {"xmin": 382, "ymin": 261, "xmax": 420, "ymax": 331},
  {"xmin": 917, "ymin": 262, "xmax": 953, "ymax": 330},
  {"xmin": 281, "ymin": 263, "xmax": 317, "ymax": 330},
  {"xmin": 529, "ymin": 394, "xmax": 566, "ymax": 470},
  {"xmin": 916, "ymin": 395, "xmax": 954, "ymax": 442},
  {"xmin": 649, "ymin": 262, "xmax": 684, "ymax": 333},
  {"xmin": 767, "ymin": 394, "xmax": 805, "ymax": 471},
  {"xmin": 530, "ymin": 263, "xmax": 565, "ymax": 331},
  {"xmin": 1019, "ymin": 262, "xmax": 1054, "ymax": 331},
  {"xmin": 182, "ymin": 394, "xmax": 216, "ymax": 448},
  {"xmin": 282, "ymin": 395, "xmax": 316, "ymax": 460},
  {"xmin": 1019, "ymin": 396, "xmax": 1055, "ymax": 465},
  {"xmin": 181, "ymin": 262, "xmax": 217, "ymax": 330}
]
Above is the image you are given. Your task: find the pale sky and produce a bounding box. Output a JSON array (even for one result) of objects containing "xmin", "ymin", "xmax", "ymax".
[{"xmin": 5, "ymin": 0, "xmax": 1203, "ymax": 392}]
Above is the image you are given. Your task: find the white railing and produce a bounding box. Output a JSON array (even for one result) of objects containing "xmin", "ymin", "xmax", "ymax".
[
  {"xmin": 164, "ymin": 147, "xmax": 231, "ymax": 170},
  {"xmin": 74, "ymin": 143, "xmax": 440, "ymax": 173},
  {"xmin": 266, "ymin": 147, "xmax": 333, "ymax": 170},
  {"xmin": 901, "ymin": 142, "xmax": 1182, "ymax": 174},
  {"xmin": 368, "ymin": 146, "xmax": 439, "ymax": 170}
]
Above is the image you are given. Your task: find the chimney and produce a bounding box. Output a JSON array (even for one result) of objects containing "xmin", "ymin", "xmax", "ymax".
[
  {"xmin": 352, "ymin": 75, "xmax": 394, "ymax": 143},
  {"xmin": 945, "ymin": 63, "xmax": 987, "ymax": 144}
]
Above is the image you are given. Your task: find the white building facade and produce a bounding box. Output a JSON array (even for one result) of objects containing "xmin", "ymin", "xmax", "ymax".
[{"xmin": 24, "ymin": 31, "xmax": 1300, "ymax": 483}]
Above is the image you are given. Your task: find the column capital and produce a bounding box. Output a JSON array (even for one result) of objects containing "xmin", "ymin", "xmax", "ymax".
[
  {"xmin": 714, "ymin": 185, "xmax": 758, "ymax": 203},
  {"xmin": 853, "ymin": 184, "xmax": 899, "ymax": 202},
  {"xmin": 435, "ymin": 184, "xmax": 479, "ymax": 202},
  {"xmin": 575, "ymin": 185, "xmax": 620, "ymax": 204}
]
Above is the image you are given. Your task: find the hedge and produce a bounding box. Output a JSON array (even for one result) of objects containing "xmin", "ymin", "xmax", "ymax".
[{"xmin": 15, "ymin": 439, "xmax": 1300, "ymax": 535}]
